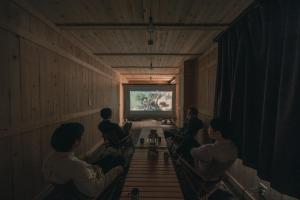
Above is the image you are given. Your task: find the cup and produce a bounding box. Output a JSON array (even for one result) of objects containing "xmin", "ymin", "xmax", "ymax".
[{"xmin": 140, "ymin": 138, "xmax": 144, "ymax": 144}]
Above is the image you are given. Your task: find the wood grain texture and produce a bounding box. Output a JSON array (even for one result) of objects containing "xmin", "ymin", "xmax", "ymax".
[
  {"xmin": 0, "ymin": 30, "xmax": 11, "ymax": 129},
  {"xmin": 0, "ymin": 2, "xmax": 120, "ymax": 200},
  {"xmin": 0, "ymin": 138, "xmax": 13, "ymax": 199},
  {"xmin": 22, "ymin": 0, "xmax": 253, "ymax": 80},
  {"xmin": 122, "ymin": 147, "xmax": 183, "ymax": 200}
]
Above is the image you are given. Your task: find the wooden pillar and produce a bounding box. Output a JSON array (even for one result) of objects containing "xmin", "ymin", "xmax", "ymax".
[{"xmin": 183, "ymin": 59, "xmax": 197, "ymax": 117}]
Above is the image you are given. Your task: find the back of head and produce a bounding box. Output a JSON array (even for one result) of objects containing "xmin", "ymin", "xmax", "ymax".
[
  {"xmin": 100, "ymin": 107, "xmax": 112, "ymax": 119},
  {"xmin": 51, "ymin": 123, "xmax": 84, "ymax": 152},
  {"xmin": 210, "ymin": 118, "xmax": 233, "ymax": 140},
  {"xmin": 188, "ymin": 107, "xmax": 198, "ymax": 117}
]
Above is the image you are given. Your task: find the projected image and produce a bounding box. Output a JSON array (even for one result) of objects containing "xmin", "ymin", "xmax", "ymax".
[{"xmin": 130, "ymin": 91, "xmax": 172, "ymax": 111}]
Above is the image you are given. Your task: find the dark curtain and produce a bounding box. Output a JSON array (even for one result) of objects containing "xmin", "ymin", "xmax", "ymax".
[{"xmin": 214, "ymin": 0, "xmax": 300, "ymax": 198}]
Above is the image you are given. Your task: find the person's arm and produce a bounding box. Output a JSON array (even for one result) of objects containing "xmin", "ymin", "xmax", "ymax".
[
  {"xmin": 113, "ymin": 123, "xmax": 127, "ymax": 140},
  {"xmin": 72, "ymin": 162, "xmax": 123, "ymax": 197},
  {"xmin": 122, "ymin": 122, "xmax": 132, "ymax": 136},
  {"xmin": 190, "ymin": 145, "xmax": 212, "ymax": 163}
]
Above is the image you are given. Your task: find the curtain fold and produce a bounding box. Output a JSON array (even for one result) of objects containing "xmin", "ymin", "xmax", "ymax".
[{"xmin": 214, "ymin": 0, "xmax": 300, "ymax": 197}]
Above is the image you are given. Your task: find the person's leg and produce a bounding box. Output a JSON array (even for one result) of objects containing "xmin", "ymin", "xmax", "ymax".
[
  {"xmin": 95, "ymin": 155, "xmax": 125, "ymax": 173},
  {"xmin": 177, "ymin": 136, "xmax": 201, "ymax": 162},
  {"xmin": 109, "ymin": 155, "xmax": 125, "ymax": 168},
  {"xmin": 176, "ymin": 135, "xmax": 192, "ymax": 155}
]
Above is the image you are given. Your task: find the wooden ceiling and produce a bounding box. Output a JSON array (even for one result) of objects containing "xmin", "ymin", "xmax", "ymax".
[{"xmin": 25, "ymin": 0, "xmax": 253, "ymax": 82}]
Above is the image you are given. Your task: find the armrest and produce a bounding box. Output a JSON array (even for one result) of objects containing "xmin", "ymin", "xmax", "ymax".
[
  {"xmin": 118, "ymin": 135, "xmax": 130, "ymax": 145},
  {"xmin": 178, "ymin": 156, "xmax": 203, "ymax": 178}
]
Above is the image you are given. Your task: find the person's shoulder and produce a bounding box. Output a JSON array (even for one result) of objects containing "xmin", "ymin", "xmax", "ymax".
[
  {"xmin": 195, "ymin": 117, "xmax": 204, "ymax": 126},
  {"xmin": 110, "ymin": 122, "xmax": 122, "ymax": 131},
  {"xmin": 194, "ymin": 143, "xmax": 213, "ymax": 152},
  {"xmin": 69, "ymin": 155, "xmax": 91, "ymax": 170},
  {"xmin": 190, "ymin": 117, "xmax": 203, "ymax": 124},
  {"xmin": 98, "ymin": 120, "xmax": 110, "ymax": 129},
  {"xmin": 110, "ymin": 121, "xmax": 119, "ymax": 126},
  {"xmin": 98, "ymin": 120, "xmax": 105, "ymax": 127},
  {"xmin": 201, "ymin": 143, "xmax": 214, "ymax": 149}
]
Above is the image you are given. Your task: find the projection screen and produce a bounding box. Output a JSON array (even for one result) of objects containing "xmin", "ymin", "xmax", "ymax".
[{"xmin": 124, "ymin": 84, "xmax": 176, "ymax": 119}]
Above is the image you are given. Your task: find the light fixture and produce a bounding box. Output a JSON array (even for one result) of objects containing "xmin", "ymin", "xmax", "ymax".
[
  {"xmin": 150, "ymin": 61, "xmax": 153, "ymax": 70},
  {"xmin": 147, "ymin": 10, "xmax": 154, "ymax": 46},
  {"xmin": 169, "ymin": 77, "xmax": 176, "ymax": 85}
]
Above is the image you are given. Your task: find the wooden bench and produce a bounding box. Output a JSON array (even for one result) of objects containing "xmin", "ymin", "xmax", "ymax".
[
  {"xmin": 38, "ymin": 123, "xmax": 134, "ymax": 200},
  {"xmin": 176, "ymin": 156, "xmax": 235, "ymax": 200}
]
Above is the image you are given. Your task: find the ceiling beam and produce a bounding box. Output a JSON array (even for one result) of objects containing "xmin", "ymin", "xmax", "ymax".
[
  {"xmin": 112, "ymin": 66, "xmax": 179, "ymax": 68},
  {"xmin": 125, "ymin": 75, "xmax": 173, "ymax": 80},
  {"xmin": 56, "ymin": 23, "xmax": 229, "ymax": 30},
  {"xmin": 127, "ymin": 81, "xmax": 170, "ymax": 84},
  {"xmin": 121, "ymin": 73, "xmax": 177, "ymax": 75},
  {"xmin": 94, "ymin": 53, "xmax": 202, "ymax": 56}
]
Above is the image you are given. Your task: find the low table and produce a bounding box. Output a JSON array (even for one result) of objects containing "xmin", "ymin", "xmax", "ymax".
[
  {"xmin": 120, "ymin": 127, "xmax": 184, "ymax": 200},
  {"xmin": 136, "ymin": 127, "xmax": 167, "ymax": 149}
]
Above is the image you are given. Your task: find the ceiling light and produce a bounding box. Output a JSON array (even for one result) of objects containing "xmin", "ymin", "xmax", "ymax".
[{"xmin": 147, "ymin": 12, "xmax": 154, "ymax": 46}]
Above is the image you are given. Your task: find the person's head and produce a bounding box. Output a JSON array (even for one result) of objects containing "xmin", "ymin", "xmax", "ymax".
[
  {"xmin": 209, "ymin": 118, "xmax": 233, "ymax": 140},
  {"xmin": 100, "ymin": 107, "xmax": 112, "ymax": 120},
  {"xmin": 187, "ymin": 107, "xmax": 198, "ymax": 119},
  {"xmin": 51, "ymin": 123, "xmax": 84, "ymax": 152}
]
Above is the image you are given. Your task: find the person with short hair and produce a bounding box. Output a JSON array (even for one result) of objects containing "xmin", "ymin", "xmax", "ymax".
[
  {"xmin": 176, "ymin": 107, "xmax": 204, "ymax": 159},
  {"xmin": 42, "ymin": 123, "xmax": 124, "ymax": 198},
  {"xmin": 98, "ymin": 107, "xmax": 130, "ymax": 148},
  {"xmin": 190, "ymin": 118, "xmax": 238, "ymax": 181}
]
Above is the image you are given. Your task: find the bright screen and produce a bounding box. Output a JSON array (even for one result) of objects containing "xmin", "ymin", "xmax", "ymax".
[
  {"xmin": 124, "ymin": 84, "xmax": 176, "ymax": 119},
  {"xmin": 130, "ymin": 91, "xmax": 173, "ymax": 111}
]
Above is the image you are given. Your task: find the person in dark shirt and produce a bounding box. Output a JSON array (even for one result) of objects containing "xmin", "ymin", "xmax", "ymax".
[
  {"xmin": 176, "ymin": 107, "xmax": 204, "ymax": 160},
  {"xmin": 98, "ymin": 108, "xmax": 129, "ymax": 148},
  {"xmin": 97, "ymin": 108, "xmax": 131, "ymax": 170}
]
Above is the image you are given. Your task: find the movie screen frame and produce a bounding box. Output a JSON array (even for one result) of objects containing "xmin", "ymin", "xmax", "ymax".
[{"xmin": 124, "ymin": 84, "xmax": 176, "ymax": 119}]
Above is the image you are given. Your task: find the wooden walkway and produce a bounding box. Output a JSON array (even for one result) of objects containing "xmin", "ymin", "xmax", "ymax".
[{"xmin": 120, "ymin": 128, "xmax": 184, "ymax": 200}]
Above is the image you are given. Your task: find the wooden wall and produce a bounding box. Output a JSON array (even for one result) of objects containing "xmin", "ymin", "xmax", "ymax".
[
  {"xmin": 193, "ymin": 45, "xmax": 218, "ymax": 143},
  {"xmin": 175, "ymin": 68, "xmax": 184, "ymax": 127},
  {"xmin": 192, "ymin": 45, "xmax": 297, "ymax": 200},
  {"xmin": 0, "ymin": 1, "xmax": 120, "ymax": 199}
]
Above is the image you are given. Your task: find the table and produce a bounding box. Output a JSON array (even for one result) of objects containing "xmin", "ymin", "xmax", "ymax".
[
  {"xmin": 120, "ymin": 127, "xmax": 184, "ymax": 200},
  {"xmin": 136, "ymin": 127, "xmax": 167, "ymax": 149}
]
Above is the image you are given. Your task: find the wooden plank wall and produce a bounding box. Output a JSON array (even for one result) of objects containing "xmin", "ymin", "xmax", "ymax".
[
  {"xmin": 175, "ymin": 67, "xmax": 184, "ymax": 127},
  {"xmin": 192, "ymin": 45, "xmax": 297, "ymax": 200},
  {"xmin": 0, "ymin": 1, "xmax": 120, "ymax": 199}
]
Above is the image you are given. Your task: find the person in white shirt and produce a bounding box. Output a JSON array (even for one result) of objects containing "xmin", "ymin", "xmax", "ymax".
[
  {"xmin": 191, "ymin": 118, "xmax": 238, "ymax": 181},
  {"xmin": 42, "ymin": 123, "xmax": 124, "ymax": 198}
]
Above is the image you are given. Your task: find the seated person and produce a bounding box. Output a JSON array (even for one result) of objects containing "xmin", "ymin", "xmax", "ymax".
[
  {"xmin": 190, "ymin": 118, "xmax": 238, "ymax": 181},
  {"xmin": 98, "ymin": 107, "xmax": 130, "ymax": 148},
  {"xmin": 175, "ymin": 107, "xmax": 204, "ymax": 159},
  {"xmin": 42, "ymin": 123, "xmax": 124, "ymax": 198}
]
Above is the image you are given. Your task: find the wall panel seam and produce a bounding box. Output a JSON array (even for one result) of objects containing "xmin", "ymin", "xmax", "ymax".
[
  {"xmin": 0, "ymin": 108, "xmax": 101, "ymax": 139},
  {"xmin": 12, "ymin": 0, "xmax": 117, "ymax": 74},
  {"xmin": 0, "ymin": 23, "xmax": 113, "ymax": 79}
]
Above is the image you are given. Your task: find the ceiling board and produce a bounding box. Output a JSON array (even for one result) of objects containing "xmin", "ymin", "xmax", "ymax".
[
  {"xmin": 26, "ymin": 0, "xmax": 253, "ymax": 24},
  {"xmin": 67, "ymin": 29, "xmax": 218, "ymax": 53},
  {"xmin": 114, "ymin": 67, "xmax": 179, "ymax": 75},
  {"xmin": 25, "ymin": 0, "xmax": 253, "ymax": 81}
]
